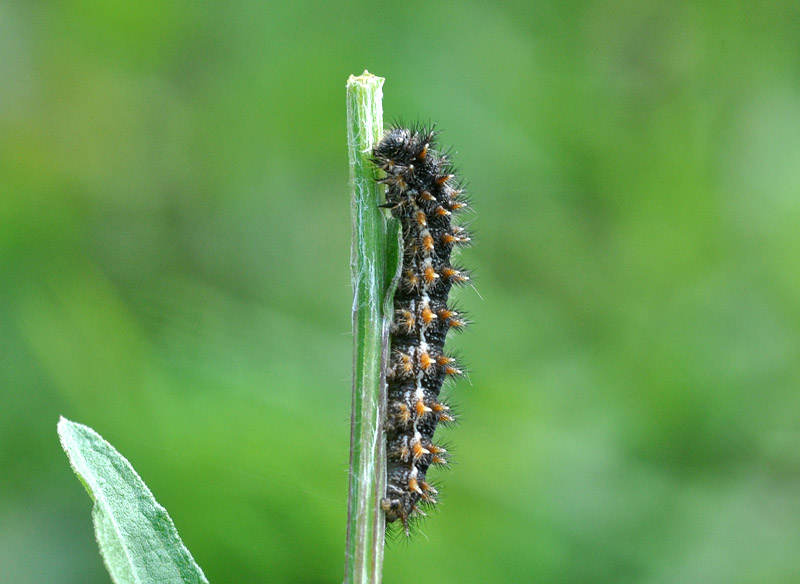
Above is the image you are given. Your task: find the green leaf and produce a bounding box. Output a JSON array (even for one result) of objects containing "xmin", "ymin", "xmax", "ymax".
[{"xmin": 58, "ymin": 417, "xmax": 209, "ymax": 584}]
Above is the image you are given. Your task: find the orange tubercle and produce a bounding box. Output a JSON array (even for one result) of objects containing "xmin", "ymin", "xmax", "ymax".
[
  {"xmin": 397, "ymin": 403, "xmax": 411, "ymax": 424},
  {"xmin": 423, "ymin": 265, "xmax": 438, "ymax": 284},
  {"xmin": 408, "ymin": 476, "xmax": 423, "ymax": 495},
  {"xmin": 419, "ymin": 351, "xmax": 434, "ymax": 371},
  {"xmin": 415, "ymin": 398, "xmax": 432, "ymax": 416},
  {"xmin": 436, "ymin": 173, "xmax": 455, "ymax": 186},
  {"xmin": 421, "ymin": 305, "xmax": 436, "ymax": 325},
  {"xmin": 435, "ymin": 205, "xmax": 451, "ymax": 217},
  {"xmin": 427, "ymin": 443, "xmax": 446, "ymax": 454},
  {"xmin": 412, "ymin": 441, "xmax": 430, "ymax": 460}
]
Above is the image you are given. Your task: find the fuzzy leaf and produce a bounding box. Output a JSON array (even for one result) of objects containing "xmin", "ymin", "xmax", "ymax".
[{"xmin": 58, "ymin": 417, "xmax": 209, "ymax": 584}]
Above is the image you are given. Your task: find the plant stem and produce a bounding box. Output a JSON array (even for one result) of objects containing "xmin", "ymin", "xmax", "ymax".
[{"xmin": 344, "ymin": 71, "xmax": 399, "ymax": 584}]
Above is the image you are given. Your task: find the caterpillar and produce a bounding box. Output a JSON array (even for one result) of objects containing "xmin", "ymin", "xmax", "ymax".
[{"xmin": 372, "ymin": 125, "xmax": 471, "ymax": 534}]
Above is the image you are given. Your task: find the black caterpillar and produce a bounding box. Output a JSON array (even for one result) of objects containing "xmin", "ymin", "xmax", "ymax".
[{"xmin": 372, "ymin": 125, "xmax": 471, "ymax": 533}]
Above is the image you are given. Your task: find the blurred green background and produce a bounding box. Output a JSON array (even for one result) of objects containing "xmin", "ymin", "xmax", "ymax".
[{"xmin": 2, "ymin": 1, "xmax": 800, "ymax": 582}]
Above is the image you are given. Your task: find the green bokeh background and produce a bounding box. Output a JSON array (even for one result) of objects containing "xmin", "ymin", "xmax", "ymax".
[{"xmin": 3, "ymin": 2, "xmax": 800, "ymax": 582}]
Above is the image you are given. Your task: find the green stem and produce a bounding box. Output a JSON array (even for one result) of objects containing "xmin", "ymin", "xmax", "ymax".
[{"xmin": 344, "ymin": 71, "xmax": 400, "ymax": 584}]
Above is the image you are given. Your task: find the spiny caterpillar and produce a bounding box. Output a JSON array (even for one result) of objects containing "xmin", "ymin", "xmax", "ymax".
[{"xmin": 372, "ymin": 125, "xmax": 472, "ymax": 534}]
